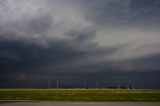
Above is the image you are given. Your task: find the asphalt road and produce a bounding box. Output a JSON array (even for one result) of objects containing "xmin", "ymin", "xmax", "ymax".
[{"xmin": 0, "ymin": 102, "xmax": 160, "ymax": 106}]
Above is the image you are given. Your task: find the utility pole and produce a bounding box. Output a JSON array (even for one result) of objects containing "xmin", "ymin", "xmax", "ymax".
[
  {"xmin": 97, "ymin": 81, "xmax": 99, "ymax": 89},
  {"xmin": 84, "ymin": 79, "xmax": 87, "ymax": 89},
  {"xmin": 56, "ymin": 80, "xmax": 59, "ymax": 88},
  {"xmin": 48, "ymin": 80, "xmax": 51, "ymax": 88}
]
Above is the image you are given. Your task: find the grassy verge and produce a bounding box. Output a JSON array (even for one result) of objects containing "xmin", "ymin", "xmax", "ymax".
[{"xmin": 0, "ymin": 89, "xmax": 160, "ymax": 101}]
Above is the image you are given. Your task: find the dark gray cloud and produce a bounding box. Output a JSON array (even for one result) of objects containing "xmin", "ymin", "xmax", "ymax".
[
  {"xmin": 130, "ymin": 0, "xmax": 160, "ymax": 10},
  {"xmin": 0, "ymin": 0, "xmax": 160, "ymax": 88},
  {"xmin": 77, "ymin": 0, "xmax": 160, "ymax": 28},
  {"xmin": 0, "ymin": 40, "xmax": 76, "ymax": 73}
]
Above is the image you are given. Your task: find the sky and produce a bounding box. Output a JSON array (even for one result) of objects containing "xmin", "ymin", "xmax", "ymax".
[{"xmin": 0, "ymin": 0, "xmax": 160, "ymax": 88}]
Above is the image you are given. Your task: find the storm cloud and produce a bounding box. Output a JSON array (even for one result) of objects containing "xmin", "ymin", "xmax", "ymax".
[{"xmin": 0, "ymin": 0, "xmax": 160, "ymax": 88}]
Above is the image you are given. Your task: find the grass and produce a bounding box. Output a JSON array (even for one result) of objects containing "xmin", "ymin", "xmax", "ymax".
[{"xmin": 0, "ymin": 89, "xmax": 160, "ymax": 101}]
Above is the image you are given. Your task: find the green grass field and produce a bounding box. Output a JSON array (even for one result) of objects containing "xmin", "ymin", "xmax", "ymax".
[{"xmin": 0, "ymin": 89, "xmax": 160, "ymax": 101}]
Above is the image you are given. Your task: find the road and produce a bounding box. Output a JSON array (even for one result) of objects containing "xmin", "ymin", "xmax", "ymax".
[{"xmin": 0, "ymin": 102, "xmax": 160, "ymax": 106}]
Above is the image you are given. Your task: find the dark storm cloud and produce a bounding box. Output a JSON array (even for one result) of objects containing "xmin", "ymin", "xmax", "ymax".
[
  {"xmin": 0, "ymin": 0, "xmax": 160, "ymax": 88},
  {"xmin": 1, "ymin": 0, "xmax": 159, "ymax": 74},
  {"xmin": 0, "ymin": 0, "xmax": 97, "ymax": 75},
  {"xmin": 78, "ymin": 0, "xmax": 160, "ymax": 27},
  {"xmin": 129, "ymin": 0, "xmax": 160, "ymax": 27},
  {"xmin": 130, "ymin": 0, "xmax": 160, "ymax": 10},
  {"xmin": 0, "ymin": 40, "xmax": 74, "ymax": 73}
]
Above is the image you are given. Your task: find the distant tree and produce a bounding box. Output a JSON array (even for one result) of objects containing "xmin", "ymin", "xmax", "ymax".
[{"xmin": 129, "ymin": 86, "xmax": 133, "ymax": 89}]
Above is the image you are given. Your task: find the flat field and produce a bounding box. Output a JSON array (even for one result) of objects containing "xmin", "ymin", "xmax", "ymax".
[{"xmin": 0, "ymin": 89, "xmax": 160, "ymax": 101}]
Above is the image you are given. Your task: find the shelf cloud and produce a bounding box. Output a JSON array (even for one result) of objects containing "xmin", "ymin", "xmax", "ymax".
[{"xmin": 0, "ymin": 0, "xmax": 160, "ymax": 88}]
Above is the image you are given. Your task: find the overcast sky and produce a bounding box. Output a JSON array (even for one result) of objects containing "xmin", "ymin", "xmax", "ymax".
[{"xmin": 0, "ymin": 0, "xmax": 160, "ymax": 88}]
